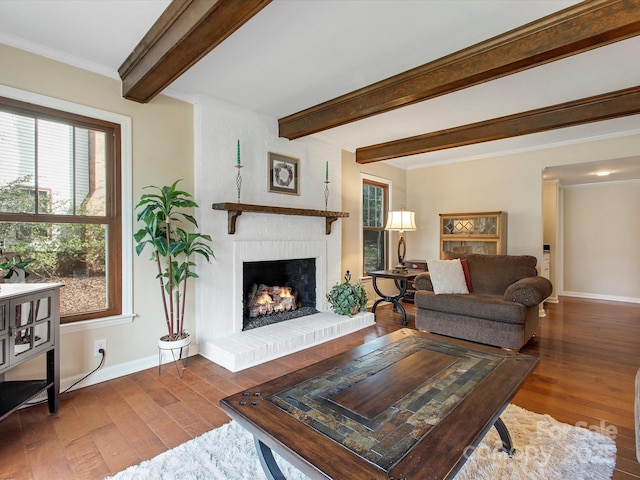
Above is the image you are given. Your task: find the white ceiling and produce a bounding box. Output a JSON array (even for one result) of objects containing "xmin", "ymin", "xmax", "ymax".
[{"xmin": 1, "ymin": 0, "xmax": 639, "ymax": 184}]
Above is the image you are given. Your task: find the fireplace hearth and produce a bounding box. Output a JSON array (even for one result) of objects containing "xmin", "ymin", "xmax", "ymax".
[{"xmin": 203, "ymin": 237, "xmax": 375, "ymax": 372}]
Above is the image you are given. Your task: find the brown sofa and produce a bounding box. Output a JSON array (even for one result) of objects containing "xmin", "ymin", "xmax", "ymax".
[{"xmin": 413, "ymin": 252, "xmax": 552, "ymax": 350}]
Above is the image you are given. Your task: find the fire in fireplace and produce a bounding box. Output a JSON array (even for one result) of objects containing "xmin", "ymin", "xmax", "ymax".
[
  {"xmin": 247, "ymin": 284, "xmax": 297, "ymax": 317},
  {"xmin": 243, "ymin": 258, "xmax": 317, "ymax": 330}
]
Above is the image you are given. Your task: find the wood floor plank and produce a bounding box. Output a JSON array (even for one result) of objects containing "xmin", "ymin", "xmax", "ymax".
[
  {"xmin": 25, "ymin": 435, "xmax": 71, "ymax": 480},
  {"xmin": 519, "ymin": 299, "xmax": 640, "ymax": 479},
  {"xmin": 69, "ymin": 387, "xmax": 113, "ymax": 434},
  {"xmin": 97, "ymin": 381, "xmax": 168, "ymax": 461},
  {"xmin": 156, "ymin": 373, "xmax": 222, "ymax": 429},
  {"xmin": 1, "ymin": 297, "xmax": 639, "ymax": 478},
  {"xmin": 50, "ymin": 395, "xmax": 91, "ymax": 447},
  {"xmin": 109, "ymin": 375, "xmax": 171, "ymax": 425},
  {"xmin": 17, "ymin": 403, "xmax": 58, "ymax": 446},
  {"xmin": 89, "ymin": 423, "xmax": 142, "ymax": 474},
  {"xmin": 0, "ymin": 410, "xmax": 32, "ymax": 479},
  {"xmin": 129, "ymin": 370, "xmax": 181, "ymax": 408},
  {"xmin": 61, "ymin": 433, "xmax": 111, "ymax": 480},
  {"xmin": 100, "ymin": 373, "xmax": 193, "ymax": 454}
]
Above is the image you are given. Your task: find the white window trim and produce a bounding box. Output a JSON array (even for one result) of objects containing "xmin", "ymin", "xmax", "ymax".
[
  {"xmin": 0, "ymin": 85, "xmax": 134, "ymax": 332},
  {"xmin": 360, "ymin": 173, "xmax": 392, "ymax": 280}
]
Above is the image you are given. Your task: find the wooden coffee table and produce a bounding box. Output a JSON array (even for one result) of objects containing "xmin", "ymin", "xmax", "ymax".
[{"xmin": 220, "ymin": 329, "xmax": 538, "ymax": 480}]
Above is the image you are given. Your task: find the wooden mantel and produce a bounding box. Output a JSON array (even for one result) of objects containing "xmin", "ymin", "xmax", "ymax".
[{"xmin": 212, "ymin": 203, "xmax": 349, "ymax": 235}]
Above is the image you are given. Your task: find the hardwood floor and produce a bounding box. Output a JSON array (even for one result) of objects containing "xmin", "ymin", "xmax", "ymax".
[{"xmin": 0, "ymin": 297, "xmax": 638, "ymax": 479}]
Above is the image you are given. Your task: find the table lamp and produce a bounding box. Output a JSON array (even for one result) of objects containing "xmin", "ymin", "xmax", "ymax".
[{"xmin": 385, "ymin": 208, "xmax": 417, "ymax": 273}]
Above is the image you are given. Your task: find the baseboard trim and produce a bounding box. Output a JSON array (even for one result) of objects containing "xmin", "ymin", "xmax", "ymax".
[
  {"xmin": 561, "ymin": 291, "xmax": 640, "ymax": 304},
  {"xmin": 49, "ymin": 345, "xmax": 201, "ymax": 399}
]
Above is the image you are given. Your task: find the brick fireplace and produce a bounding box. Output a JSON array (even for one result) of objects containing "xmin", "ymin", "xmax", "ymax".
[
  {"xmin": 198, "ymin": 236, "xmax": 374, "ymax": 372},
  {"xmin": 193, "ymin": 94, "xmax": 374, "ymax": 372}
]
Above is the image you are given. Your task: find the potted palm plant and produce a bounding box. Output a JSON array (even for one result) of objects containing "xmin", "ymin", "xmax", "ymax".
[
  {"xmin": 0, "ymin": 255, "xmax": 36, "ymax": 283},
  {"xmin": 134, "ymin": 180, "xmax": 214, "ymax": 365}
]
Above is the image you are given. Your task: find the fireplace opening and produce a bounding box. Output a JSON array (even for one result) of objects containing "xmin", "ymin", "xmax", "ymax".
[{"xmin": 243, "ymin": 258, "xmax": 317, "ymax": 330}]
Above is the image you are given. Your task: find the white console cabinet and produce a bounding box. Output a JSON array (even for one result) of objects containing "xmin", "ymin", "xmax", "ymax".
[{"xmin": 0, "ymin": 283, "xmax": 62, "ymax": 421}]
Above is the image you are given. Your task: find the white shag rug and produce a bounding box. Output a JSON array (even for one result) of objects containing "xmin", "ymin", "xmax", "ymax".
[{"xmin": 107, "ymin": 404, "xmax": 616, "ymax": 480}]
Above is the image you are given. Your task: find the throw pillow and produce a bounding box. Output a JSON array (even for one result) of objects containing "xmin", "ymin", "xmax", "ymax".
[
  {"xmin": 426, "ymin": 259, "xmax": 469, "ymax": 295},
  {"xmin": 460, "ymin": 258, "xmax": 473, "ymax": 292}
]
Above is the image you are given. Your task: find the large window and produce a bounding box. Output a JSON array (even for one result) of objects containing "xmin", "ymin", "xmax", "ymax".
[
  {"xmin": 362, "ymin": 179, "xmax": 388, "ymax": 276},
  {"xmin": 0, "ymin": 96, "xmax": 122, "ymax": 323}
]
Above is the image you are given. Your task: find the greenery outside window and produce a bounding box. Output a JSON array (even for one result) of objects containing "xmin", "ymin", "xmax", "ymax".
[
  {"xmin": 362, "ymin": 179, "xmax": 388, "ymax": 276},
  {"xmin": 0, "ymin": 96, "xmax": 122, "ymax": 323}
]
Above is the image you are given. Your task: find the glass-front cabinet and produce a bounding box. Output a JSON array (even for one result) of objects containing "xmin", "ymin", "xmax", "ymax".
[
  {"xmin": 11, "ymin": 291, "xmax": 54, "ymax": 360},
  {"xmin": 0, "ymin": 283, "xmax": 61, "ymax": 421},
  {"xmin": 440, "ymin": 211, "xmax": 507, "ymax": 258},
  {"xmin": 0, "ymin": 301, "xmax": 7, "ymax": 370}
]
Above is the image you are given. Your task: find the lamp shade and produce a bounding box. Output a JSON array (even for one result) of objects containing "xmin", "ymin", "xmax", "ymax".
[{"xmin": 385, "ymin": 210, "xmax": 417, "ymax": 232}]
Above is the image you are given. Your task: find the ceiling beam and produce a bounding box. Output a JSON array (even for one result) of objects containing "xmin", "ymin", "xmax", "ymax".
[
  {"xmin": 119, "ymin": 0, "xmax": 271, "ymax": 103},
  {"xmin": 355, "ymin": 86, "xmax": 640, "ymax": 164},
  {"xmin": 278, "ymin": 0, "xmax": 640, "ymax": 140}
]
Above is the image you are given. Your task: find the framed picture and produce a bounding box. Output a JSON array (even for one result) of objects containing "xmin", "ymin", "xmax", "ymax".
[{"xmin": 268, "ymin": 152, "xmax": 299, "ymax": 195}]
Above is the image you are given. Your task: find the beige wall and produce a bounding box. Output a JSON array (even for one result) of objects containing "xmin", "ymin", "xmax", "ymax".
[
  {"xmin": 563, "ymin": 181, "xmax": 640, "ymax": 300},
  {"xmin": 341, "ymin": 150, "xmax": 407, "ymax": 302},
  {"xmin": 1, "ymin": 44, "xmax": 195, "ymax": 385},
  {"xmin": 407, "ymin": 154, "xmax": 546, "ymax": 262},
  {"xmin": 406, "ymin": 135, "xmax": 640, "ymax": 302}
]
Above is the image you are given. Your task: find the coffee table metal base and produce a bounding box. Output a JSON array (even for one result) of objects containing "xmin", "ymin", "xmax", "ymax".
[
  {"xmin": 256, "ymin": 437, "xmax": 287, "ymax": 480},
  {"xmin": 254, "ymin": 417, "xmax": 515, "ymax": 480}
]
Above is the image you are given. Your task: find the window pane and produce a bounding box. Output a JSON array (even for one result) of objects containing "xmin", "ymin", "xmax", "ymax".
[
  {"xmin": 38, "ymin": 121, "xmax": 107, "ymax": 217},
  {"xmin": 75, "ymin": 129, "xmax": 107, "ymax": 217},
  {"xmin": 0, "ymin": 221, "xmax": 108, "ymax": 315},
  {"xmin": 38, "ymin": 119, "xmax": 74, "ymax": 214},
  {"xmin": 364, "ymin": 230, "xmax": 385, "ymax": 272},
  {"xmin": 0, "ymin": 112, "xmax": 37, "ymax": 213},
  {"xmin": 0, "ymin": 116, "xmax": 108, "ymax": 217},
  {"xmin": 363, "ymin": 184, "xmax": 384, "ymax": 228},
  {"xmin": 1, "ymin": 96, "xmax": 120, "ymax": 323}
]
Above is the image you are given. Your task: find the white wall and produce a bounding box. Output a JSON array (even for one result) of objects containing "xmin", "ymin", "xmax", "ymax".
[
  {"xmin": 193, "ymin": 96, "xmax": 344, "ymax": 357},
  {"xmin": 563, "ymin": 180, "xmax": 640, "ymax": 301},
  {"xmin": 543, "ymin": 180, "xmax": 559, "ymax": 299}
]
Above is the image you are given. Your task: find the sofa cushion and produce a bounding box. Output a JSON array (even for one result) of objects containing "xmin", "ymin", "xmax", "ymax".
[
  {"xmin": 414, "ymin": 291, "xmax": 527, "ymax": 325},
  {"xmin": 427, "ymin": 259, "xmax": 469, "ymax": 294},
  {"xmin": 442, "ymin": 252, "xmax": 538, "ymax": 294}
]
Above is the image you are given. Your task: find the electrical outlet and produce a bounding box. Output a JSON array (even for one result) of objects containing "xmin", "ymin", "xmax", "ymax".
[{"xmin": 94, "ymin": 339, "xmax": 107, "ymax": 357}]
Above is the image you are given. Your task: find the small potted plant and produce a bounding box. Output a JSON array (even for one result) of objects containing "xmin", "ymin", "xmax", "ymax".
[
  {"xmin": 0, "ymin": 255, "xmax": 36, "ymax": 283},
  {"xmin": 134, "ymin": 180, "xmax": 214, "ymax": 368},
  {"xmin": 326, "ymin": 271, "xmax": 368, "ymax": 316}
]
